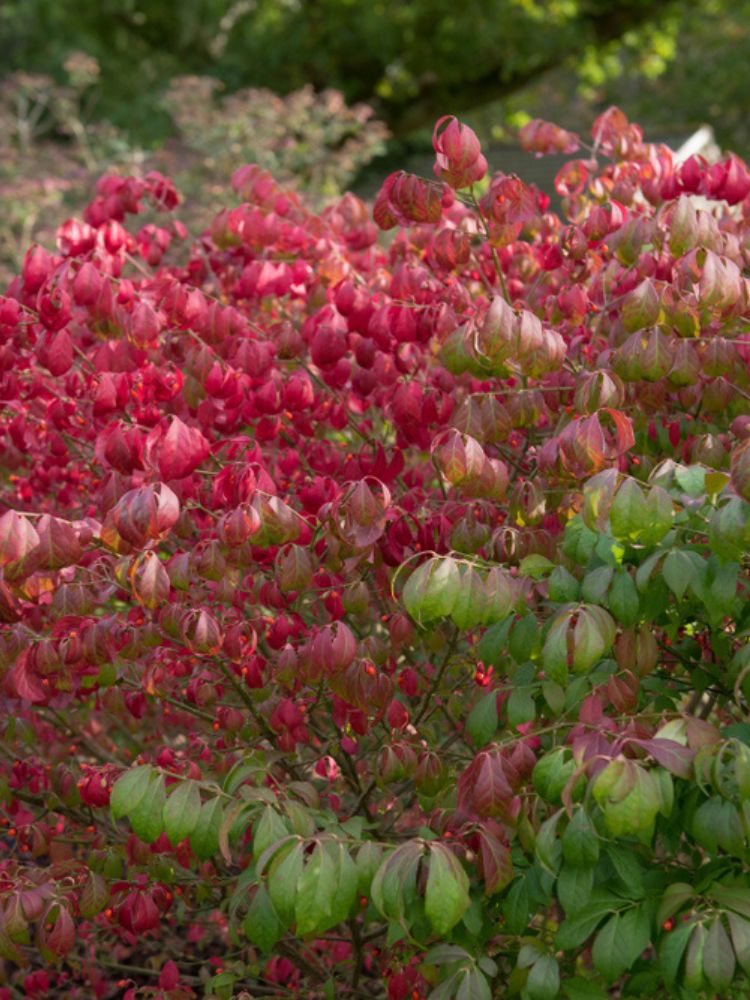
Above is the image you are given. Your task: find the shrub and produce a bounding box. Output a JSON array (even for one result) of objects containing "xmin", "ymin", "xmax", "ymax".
[
  {"xmin": 161, "ymin": 78, "xmax": 389, "ymax": 201},
  {"xmin": 2, "ymin": 108, "xmax": 750, "ymax": 997}
]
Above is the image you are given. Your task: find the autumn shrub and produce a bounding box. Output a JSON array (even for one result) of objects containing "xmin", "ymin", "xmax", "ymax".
[
  {"xmin": 0, "ymin": 65, "xmax": 387, "ymax": 286},
  {"xmin": 3, "ymin": 107, "xmax": 750, "ymax": 999}
]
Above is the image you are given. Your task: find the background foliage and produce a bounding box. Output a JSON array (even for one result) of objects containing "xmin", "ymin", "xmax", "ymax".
[{"xmin": 2, "ymin": 0, "xmax": 750, "ymax": 150}]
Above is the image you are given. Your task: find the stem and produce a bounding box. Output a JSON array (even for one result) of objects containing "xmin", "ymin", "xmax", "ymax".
[
  {"xmin": 214, "ymin": 661, "xmax": 304, "ymax": 780},
  {"xmin": 352, "ymin": 779, "xmax": 376, "ymax": 817},
  {"xmin": 469, "ymin": 189, "xmax": 509, "ymax": 303},
  {"xmin": 42, "ymin": 708, "xmax": 120, "ymax": 765},
  {"xmin": 98, "ymin": 959, "xmax": 201, "ymax": 985},
  {"xmin": 413, "ymin": 627, "xmax": 459, "ymax": 726},
  {"xmin": 349, "ymin": 918, "xmax": 364, "ymax": 988}
]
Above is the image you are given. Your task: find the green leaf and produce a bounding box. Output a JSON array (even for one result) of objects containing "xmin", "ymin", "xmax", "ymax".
[
  {"xmin": 583, "ymin": 469, "xmax": 619, "ymax": 532},
  {"xmin": 222, "ymin": 757, "xmax": 265, "ymax": 795},
  {"xmin": 610, "ymin": 479, "xmax": 648, "ymax": 542},
  {"xmin": 693, "ymin": 797, "xmax": 745, "ymax": 854},
  {"xmin": 548, "ymin": 566, "xmax": 580, "ymax": 603},
  {"xmin": 563, "ymin": 517, "xmax": 598, "ymax": 565},
  {"xmin": 207, "ymin": 971, "xmax": 237, "ymax": 1000},
  {"xmin": 244, "ymin": 885, "xmax": 283, "ymax": 953},
  {"xmin": 555, "ymin": 910, "xmax": 608, "ymax": 950},
  {"xmin": 325, "ymin": 841, "xmax": 359, "ymax": 928},
  {"xmin": 605, "ymin": 844, "xmax": 644, "ymax": 897},
  {"xmin": 482, "ymin": 567, "xmax": 515, "ymax": 624},
  {"xmin": 572, "ymin": 606, "xmax": 614, "ymax": 673},
  {"xmin": 478, "ymin": 618, "xmax": 512, "ymax": 668},
  {"xmin": 371, "ymin": 842, "xmax": 421, "ymax": 922},
  {"xmin": 675, "ymin": 464, "xmax": 706, "ymax": 497},
  {"xmin": 594, "ymin": 533, "xmax": 625, "ymax": 567},
  {"xmin": 402, "ymin": 560, "xmax": 431, "ymax": 621},
  {"xmin": 253, "ymin": 806, "xmax": 290, "ymax": 860},
  {"xmin": 507, "ymin": 687, "xmax": 536, "ymax": 728},
  {"xmin": 190, "ymin": 797, "xmax": 224, "ymax": 861},
  {"xmin": 561, "ymin": 977, "xmax": 608, "ymax": 1000},
  {"xmin": 705, "ymin": 470, "xmax": 730, "ymax": 497},
  {"xmin": 295, "ymin": 841, "xmax": 337, "ymax": 936},
  {"xmin": 581, "ymin": 566, "xmax": 613, "ymax": 605},
  {"xmin": 535, "ymin": 810, "xmax": 563, "ymax": 876},
  {"xmin": 268, "ymin": 840, "xmax": 304, "ymax": 926},
  {"xmin": 542, "ymin": 681, "xmax": 566, "ymax": 716},
  {"xmin": 593, "ymin": 761, "xmax": 661, "ymax": 839},
  {"xmin": 450, "ymin": 564, "xmax": 488, "ymax": 629},
  {"xmin": 228, "ymin": 864, "xmax": 258, "ymax": 922},
  {"xmin": 128, "ymin": 770, "xmax": 166, "ymax": 844},
  {"xmin": 455, "ymin": 967, "xmax": 492, "ymax": 1000},
  {"xmin": 163, "ymin": 779, "xmax": 201, "ymax": 846},
  {"xmin": 663, "ymin": 549, "xmax": 695, "ymax": 600},
  {"xmin": 659, "ymin": 919, "xmax": 694, "ymax": 988},
  {"xmin": 727, "ymin": 911, "xmax": 750, "ymax": 976},
  {"xmin": 403, "ymin": 556, "xmax": 461, "ymax": 623},
  {"xmin": 425, "ymin": 944, "xmax": 472, "ymax": 965},
  {"xmin": 656, "ymin": 882, "xmax": 694, "ymax": 926},
  {"xmin": 684, "ymin": 922, "xmax": 707, "ymax": 990},
  {"xmin": 542, "ymin": 611, "xmax": 572, "ymax": 686},
  {"xmin": 425, "ymin": 842, "xmax": 470, "ymax": 935},
  {"xmin": 503, "ymin": 877, "xmax": 530, "ymax": 934},
  {"xmin": 356, "ymin": 841, "xmax": 383, "ymax": 895},
  {"xmin": 709, "ymin": 560, "xmax": 739, "ymax": 615},
  {"xmin": 703, "ymin": 916, "xmax": 735, "ymax": 993},
  {"xmin": 526, "ymin": 955, "xmax": 560, "ymax": 1000},
  {"xmin": 110, "ymin": 765, "xmax": 154, "ymax": 821},
  {"xmin": 467, "ymin": 690, "xmax": 499, "ymax": 746},
  {"xmin": 533, "ymin": 749, "xmax": 576, "ymax": 805},
  {"xmin": 622, "ymin": 278, "xmax": 659, "ymax": 332},
  {"xmin": 592, "ymin": 908, "xmax": 650, "ymax": 982},
  {"xmin": 640, "ymin": 485, "xmax": 674, "ymax": 544},
  {"xmin": 509, "ymin": 614, "xmax": 541, "ymax": 663},
  {"xmin": 710, "ymin": 884, "xmax": 750, "ymax": 920},
  {"xmin": 561, "ymin": 809, "xmax": 599, "ymax": 868},
  {"xmin": 557, "ymin": 864, "xmax": 593, "ymax": 916},
  {"xmin": 478, "ymin": 956, "xmax": 498, "ymax": 978},
  {"xmin": 429, "ymin": 971, "xmax": 462, "ymax": 1000},
  {"xmin": 462, "ymin": 896, "xmax": 483, "ymax": 935},
  {"xmin": 709, "ymin": 499, "xmax": 750, "ymax": 561},
  {"xmin": 635, "ymin": 551, "xmax": 661, "ymax": 592},
  {"xmin": 520, "ymin": 554, "xmax": 555, "ymax": 580},
  {"xmin": 608, "ymin": 570, "xmax": 639, "ymax": 626},
  {"xmin": 284, "ymin": 797, "xmax": 317, "ymax": 836}
]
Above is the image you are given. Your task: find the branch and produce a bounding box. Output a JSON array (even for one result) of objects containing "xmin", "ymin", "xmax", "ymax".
[{"xmin": 413, "ymin": 626, "xmax": 459, "ymax": 726}]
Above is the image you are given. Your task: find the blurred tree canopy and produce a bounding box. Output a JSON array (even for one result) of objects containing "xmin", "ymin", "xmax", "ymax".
[{"xmin": 1, "ymin": 0, "xmax": 749, "ymax": 151}]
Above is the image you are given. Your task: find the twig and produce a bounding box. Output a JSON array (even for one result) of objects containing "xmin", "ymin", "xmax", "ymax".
[{"xmin": 413, "ymin": 626, "xmax": 459, "ymax": 725}]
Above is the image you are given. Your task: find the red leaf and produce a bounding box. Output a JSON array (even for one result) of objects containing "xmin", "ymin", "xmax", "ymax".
[
  {"xmin": 153, "ymin": 417, "xmax": 210, "ymax": 481},
  {"xmin": 629, "ymin": 738, "xmax": 695, "ymax": 779},
  {"xmin": 10, "ymin": 650, "xmax": 45, "ymax": 703},
  {"xmin": 477, "ymin": 829, "xmax": 514, "ymax": 894},
  {"xmin": 0, "ymin": 511, "xmax": 39, "ymax": 566},
  {"xmin": 458, "ymin": 750, "xmax": 514, "ymax": 817},
  {"xmin": 159, "ymin": 961, "xmax": 181, "ymax": 990},
  {"xmin": 131, "ymin": 552, "xmax": 171, "ymax": 609},
  {"xmin": 38, "ymin": 328, "xmax": 73, "ymax": 376},
  {"xmin": 34, "ymin": 515, "xmax": 83, "ymax": 571}
]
